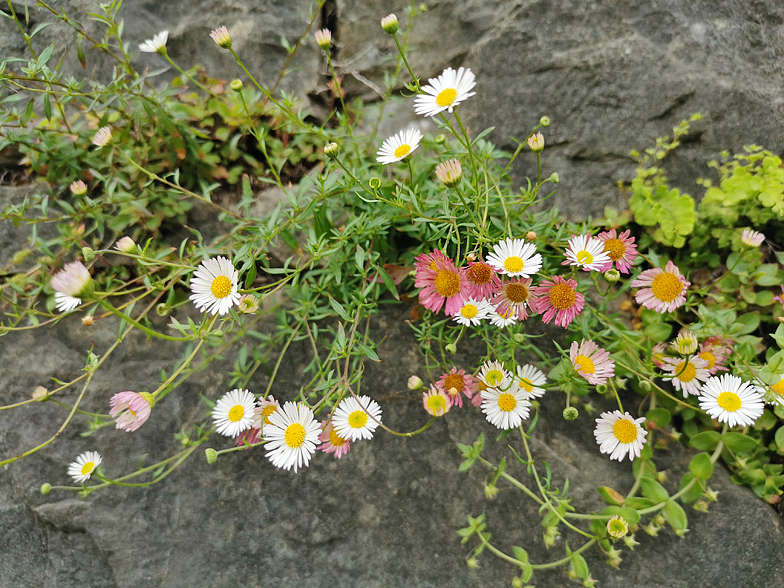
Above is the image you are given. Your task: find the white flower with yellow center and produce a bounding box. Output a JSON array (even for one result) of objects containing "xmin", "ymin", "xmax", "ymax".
[
  {"xmin": 477, "ymin": 360, "xmax": 511, "ymax": 389},
  {"xmin": 414, "ymin": 66, "xmax": 476, "ymax": 117},
  {"xmin": 698, "ymin": 374, "xmax": 764, "ymax": 428},
  {"xmin": 452, "ymin": 297, "xmax": 492, "ymax": 326},
  {"xmin": 662, "ymin": 356, "xmax": 709, "ymax": 397},
  {"xmin": 139, "ymin": 30, "xmax": 169, "ymax": 53},
  {"xmin": 515, "ymin": 364, "xmax": 547, "ymax": 400},
  {"xmin": 376, "ymin": 128, "xmax": 423, "ymax": 165},
  {"xmin": 489, "ymin": 304, "xmax": 517, "ymax": 327},
  {"xmin": 68, "ymin": 451, "xmax": 102, "ymax": 483},
  {"xmin": 333, "ymin": 395, "xmax": 383, "ymax": 441},
  {"xmin": 563, "ymin": 234, "xmax": 611, "ymax": 272},
  {"xmin": 264, "ymin": 401, "xmax": 321, "ymax": 472},
  {"xmin": 486, "ymin": 237, "xmax": 542, "ymax": 278},
  {"xmin": 189, "ymin": 256, "xmax": 241, "ymax": 316},
  {"xmin": 212, "ymin": 389, "xmax": 256, "ymax": 437},
  {"xmin": 480, "ymin": 384, "xmax": 531, "ymax": 430},
  {"xmin": 594, "ymin": 410, "xmax": 647, "ymax": 461},
  {"xmin": 763, "ymin": 376, "xmax": 784, "ymax": 406}
]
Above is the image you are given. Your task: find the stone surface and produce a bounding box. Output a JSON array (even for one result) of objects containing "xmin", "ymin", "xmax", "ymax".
[{"xmin": 1, "ymin": 307, "xmax": 783, "ymax": 587}]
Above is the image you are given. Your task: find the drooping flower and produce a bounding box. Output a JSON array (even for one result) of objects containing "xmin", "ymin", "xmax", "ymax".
[
  {"xmin": 68, "ymin": 451, "xmax": 102, "ymax": 484},
  {"xmin": 333, "ymin": 395, "xmax": 382, "ymax": 441},
  {"xmin": 376, "ymin": 128, "xmax": 423, "ymax": 165},
  {"xmin": 489, "ymin": 304, "xmax": 517, "ymax": 328},
  {"xmin": 661, "ymin": 356, "xmax": 709, "ymax": 397},
  {"xmin": 422, "ymin": 385, "xmax": 451, "ymax": 417},
  {"xmin": 570, "ymin": 340, "xmax": 615, "ymax": 385},
  {"xmin": 462, "ymin": 260, "xmax": 502, "ymax": 299},
  {"xmin": 436, "ymin": 367, "xmax": 475, "ymax": 407},
  {"xmin": 212, "ymin": 389, "xmax": 257, "ymax": 437},
  {"xmin": 698, "ymin": 374, "xmax": 764, "ymax": 427},
  {"xmin": 435, "ymin": 159, "xmax": 463, "ymax": 187},
  {"xmin": 92, "ymin": 127, "xmax": 112, "ymax": 148},
  {"xmin": 477, "ymin": 360, "xmax": 511, "ymax": 389},
  {"xmin": 562, "ymin": 234, "xmax": 611, "ymax": 272},
  {"xmin": 672, "ymin": 331, "xmax": 699, "ymax": 356},
  {"xmin": 317, "ymin": 420, "xmax": 351, "ymax": 459},
  {"xmin": 596, "ymin": 229, "xmax": 638, "ymax": 274},
  {"xmin": 492, "ymin": 277, "xmax": 535, "ymax": 321},
  {"xmin": 480, "ymin": 383, "xmax": 531, "ymax": 430},
  {"xmin": 234, "ymin": 427, "xmax": 262, "ymax": 449},
  {"xmin": 264, "ymin": 401, "xmax": 320, "ymax": 472},
  {"xmin": 210, "ymin": 26, "xmax": 232, "ymax": 49},
  {"xmin": 696, "ymin": 343, "xmax": 728, "ymax": 374},
  {"xmin": 138, "ymin": 30, "xmax": 169, "ymax": 53},
  {"xmin": 238, "ymin": 294, "xmax": 259, "ymax": 314},
  {"xmin": 532, "ymin": 276, "xmax": 585, "ymax": 328},
  {"xmin": 452, "ymin": 297, "xmax": 493, "ymax": 326},
  {"xmin": 741, "ymin": 229, "xmax": 765, "ymax": 247},
  {"xmin": 414, "ymin": 66, "xmax": 476, "ymax": 117},
  {"xmin": 189, "ymin": 256, "xmax": 241, "ymax": 316},
  {"xmin": 486, "ymin": 238, "xmax": 542, "ymax": 278},
  {"xmin": 594, "ymin": 411, "xmax": 647, "ymax": 461},
  {"xmin": 51, "ymin": 261, "xmax": 93, "ymax": 313},
  {"xmin": 109, "ymin": 391, "xmax": 153, "ymax": 432},
  {"xmin": 414, "ymin": 253, "xmax": 468, "ymax": 316},
  {"xmin": 630, "ymin": 260, "xmax": 690, "ymax": 314},
  {"xmin": 514, "ymin": 364, "xmax": 547, "ymax": 400},
  {"xmin": 651, "ymin": 342, "xmax": 667, "ymax": 368}
]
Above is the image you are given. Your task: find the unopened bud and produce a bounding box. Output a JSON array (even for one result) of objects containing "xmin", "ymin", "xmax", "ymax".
[
  {"xmin": 526, "ymin": 231, "xmax": 537, "ymax": 241},
  {"xmin": 539, "ymin": 115, "xmax": 551, "ymax": 127},
  {"xmin": 81, "ymin": 247, "xmax": 95, "ymax": 262},
  {"xmin": 563, "ymin": 406, "xmax": 578, "ymax": 421},
  {"xmin": 549, "ymin": 172, "xmax": 559, "ymax": 184},
  {"xmin": 82, "ymin": 314, "xmax": 94, "ymax": 327},
  {"xmin": 324, "ymin": 142, "xmax": 340, "ymax": 159},
  {"xmin": 230, "ymin": 79, "xmax": 243, "ymax": 92},
  {"xmin": 445, "ymin": 343, "xmax": 457, "ymax": 354},
  {"xmin": 369, "ymin": 177, "xmax": 382, "ymax": 190},
  {"xmin": 115, "ymin": 236, "xmax": 136, "ymax": 253},
  {"xmin": 70, "ymin": 180, "xmax": 87, "ymax": 195},
  {"xmin": 512, "ymin": 333, "xmax": 525, "ymax": 344},
  {"xmin": 40, "ymin": 483, "xmax": 52, "ymax": 495},
  {"xmin": 511, "ymin": 578, "xmax": 525, "ymax": 588},
  {"xmin": 596, "ymin": 383, "xmax": 608, "ymax": 394},
  {"xmin": 210, "ymin": 26, "xmax": 232, "ymax": 49},
  {"xmin": 314, "ymin": 28, "xmax": 332, "ymax": 51},
  {"xmin": 604, "ymin": 268, "xmax": 620, "ymax": 282},
  {"xmin": 639, "ymin": 379, "xmax": 652, "ymax": 391},
  {"xmin": 653, "ymin": 514, "xmax": 665, "ymax": 526},
  {"xmin": 407, "ymin": 375, "xmax": 424, "ymax": 390},
  {"xmin": 527, "ymin": 132, "xmax": 544, "ymax": 153},
  {"xmin": 381, "ymin": 14, "xmax": 399, "ymax": 34},
  {"xmin": 205, "ymin": 448, "xmax": 218, "ymax": 464},
  {"xmin": 435, "ymin": 159, "xmax": 463, "ymax": 188},
  {"xmin": 435, "ymin": 134, "xmax": 446, "ymax": 144}
]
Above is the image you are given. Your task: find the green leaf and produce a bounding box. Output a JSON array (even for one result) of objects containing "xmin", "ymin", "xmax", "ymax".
[
  {"xmin": 663, "ymin": 499, "xmax": 688, "ymax": 531},
  {"xmin": 679, "ymin": 472, "xmax": 706, "ymax": 503},
  {"xmin": 377, "ymin": 266, "xmax": 400, "ymax": 300},
  {"xmin": 512, "ymin": 546, "xmax": 528, "ymax": 564},
  {"xmin": 734, "ymin": 312, "xmax": 760, "ymax": 335},
  {"xmin": 625, "ymin": 497, "xmax": 655, "ymax": 510},
  {"xmin": 356, "ymin": 342, "xmax": 380, "ymax": 362},
  {"xmin": 645, "ymin": 407, "xmax": 672, "ymax": 428},
  {"xmin": 639, "ymin": 477, "xmax": 669, "ymax": 502},
  {"xmin": 688, "ymin": 452, "xmax": 714, "ymax": 480},
  {"xmin": 570, "ymin": 552, "xmax": 590, "ymax": 580},
  {"xmin": 244, "ymin": 262, "xmax": 257, "ymax": 288},
  {"xmin": 43, "ymin": 94, "xmax": 52, "ymax": 122},
  {"xmin": 619, "ymin": 506, "xmax": 640, "ymax": 527},
  {"xmin": 329, "ymin": 297, "xmax": 351, "ymax": 321},
  {"xmin": 774, "ymin": 426, "xmax": 784, "ymax": 452},
  {"xmin": 721, "ymin": 431, "xmax": 758, "ymax": 454},
  {"xmin": 597, "ymin": 486, "xmax": 625, "ymax": 506},
  {"xmin": 280, "ymin": 229, "xmax": 299, "ymax": 253},
  {"xmin": 689, "ymin": 431, "xmax": 720, "ymax": 451},
  {"xmin": 472, "ymin": 127, "xmax": 495, "ymax": 144}
]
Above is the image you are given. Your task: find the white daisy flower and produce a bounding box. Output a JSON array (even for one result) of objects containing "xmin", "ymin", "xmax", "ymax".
[
  {"xmin": 414, "ymin": 67, "xmax": 476, "ymax": 117},
  {"xmin": 68, "ymin": 451, "xmax": 102, "ymax": 483},
  {"xmin": 333, "ymin": 395, "xmax": 383, "ymax": 441},
  {"xmin": 662, "ymin": 356, "xmax": 709, "ymax": 397},
  {"xmin": 563, "ymin": 234, "xmax": 611, "ymax": 272},
  {"xmin": 55, "ymin": 293, "xmax": 81, "ymax": 313},
  {"xmin": 477, "ymin": 360, "xmax": 511, "ymax": 389},
  {"xmin": 92, "ymin": 127, "xmax": 112, "ymax": 148},
  {"xmin": 189, "ymin": 256, "xmax": 241, "ymax": 316},
  {"xmin": 452, "ymin": 297, "xmax": 492, "ymax": 326},
  {"xmin": 489, "ymin": 304, "xmax": 517, "ymax": 327},
  {"xmin": 741, "ymin": 229, "xmax": 765, "ymax": 247},
  {"xmin": 376, "ymin": 128, "xmax": 423, "ymax": 165},
  {"xmin": 264, "ymin": 401, "xmax": 320, "ymax": 473},
  {"xmin": 139, "ymin": 30, "xmax": 169, "ymax": 53},
  {"xmin": 594, "ymin": 411, "xmax": 648, "ymax": 461},
  {"xmin": 481, "ymin": 384, "xmax": 531, "ymax": 430},
  {"xmin": 486, "ymin": 237, "xmax": 542, "ymax": 278},
  {"xmin": 515, "ymin": 364, "xmax": 547, "ymax": 399},
  {"xmin": 212, "ymin": 389, "xmax": 257, "ymax": 437},
  {"xmin": 698, "ymin": 374, "xmax": 764, "ymax": 428}
]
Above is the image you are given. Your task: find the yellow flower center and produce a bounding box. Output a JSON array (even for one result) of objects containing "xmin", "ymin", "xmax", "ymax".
[
  {"xmin": 434, "ymin": 269, "xmax": 461, "ymax": 297},
  {"xmin": 394, "ymin": 144, "xmax": 411, "ymax": 158},
  {"xmin": 443, "ymin": 373, "xmax": 465, "ymax": 392},
  {"xmin": 461, "ymin": 304, "xmax": 478, "ymax": 319},
  {"xmin": 211, "ymin": 275, "xmax": 232, "ymax": 299},
  {"xmin": 717, "ymin": 391, "xmax": 741, "ymax": 412},
  {"xmin": 497, "ymin": 393, "xmax": 517, "ymax": 412},
  {"xmin": 505, "ymin": 283, "xmax": 529, "ymax": 304},
  {"xmin": 772, "ymin": 378, "xmax": 784, "ymax": 395},
  {"xmin": 603, "ymin": 239, "xmax": 626, "ymax": 261},
  {"xmin": 651, "ymin": 272, "xmax": 683, "ymax": 303},
  {"xmin": 348, "ymin": 409, "xmax": 368, "ymax": 429},
  {"xmin": 576, "ymin": 250, "xmax": 594, "ymax": 265},
  {"xmin": 228, "ymin": 405, "xmax": 245, "ymax": 423},
  {"xmin": 477, "ymin": 380, "xmax": 487, "ymax": 392},
  {"xmin": 261, "ymin": 405, "xmax": 278, "ymax": 425},
  {"xmin": 612, "ymin": 418, "xmax": 638, "ymax": 444},
  {"xmin": 468, "ymin": 262, "xmax": 492, "ymax": 284},
  {"xmin": 549, "ymin": 282, "xmax": 576, "ymax": 310},
  {"xmin": 675, "ymin": 361, "xmax": 697, "ymax": 382},
  {"xmin": 574, "ymin": 355, "xmax": 595, "ymax": 375},
  {"xmin": 519, "ymin": 378, "xmax": 534, "ymax": 392},
  {"xmin": 485, "ymin": 369, "xmax": 504, "ymax": 387},
  {"xmin": 328, "ymin": 428, "xmax": 348, "ymax": 447},
  {"xmin": 436, "ymin": 87, "xmax": 458, "ymax": 107},
  {"xmin": 427, "ymin": 395, "xmax": 448, "ymax": 415},
  {"xmin": 504, "ymin": 256, "xmax": 524, "ymax": 273},
  {"xmin": 80, "ymin": 462, "xmax": 95, "ymax": 475},
  {"xmin": 697, "ymin": 351, "xmax": 715, "ymax": 369},
  {"xmin": 284, "ymin": 423, "xmax": 306, "ymax": 448}
]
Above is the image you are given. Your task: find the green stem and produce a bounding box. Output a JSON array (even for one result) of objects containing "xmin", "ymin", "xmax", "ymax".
[
  {"xmin": 162, "ymin": 51, "xmax": 212, "ymax": 94},
  {"xmin": 96, "ymin": 298, "xmax": 194, "ymax": 342},
  {"xmin": 391, "ymin": 33, "xmax": 420, "ymax": 91}
]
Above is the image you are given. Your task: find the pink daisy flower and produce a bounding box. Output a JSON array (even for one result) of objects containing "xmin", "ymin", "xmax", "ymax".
[
  {"xmin": 415, "ymin": 254, "xmax": 469, "ymax": 316},
  {"xmin": 414, "ymin": 249, "xmax": 449, "ymax": 277},
  {"xmin": 596, "ymin": 229, "xmax": 639, "ymax": 273},
  {"xmin": 774, "ymin": 286, "xmax": 784, "ymax": 311},
  {"xmin": 741, "ymin": 229, "xmax": 765, "ymax": 247},
  {"xmin": 462, "ymin": 260, "xmax": 502, "ymax": 299},
  {"xmin": 235, "ymin": 427, "xmax": 262, "ymax": 449},
  {"xmin": 492, "ymin": 277, "xmax": 535, "ymax": 321},
  {"xmin": 570, "ymin": 340, "xmax": 615, "ymax": 385},
  {"xmin": 704, "ymin": 335, "xmax": 735, "ymax": 355},
  {"xmin": 532, "ymin": 276, "xmax": 585, "ymax": 328},
  {"xmin": 661, "ymin": 355, "xmax": 709, "ymax": 397},
  {"xmin": 436, "ymin": 367, "xmax": 475, "ymax": 407},
  {"xmin": 109, "ymin": 391, "xmax": 153, "ymax": 432},
  {"xmin": 696, "ymin": 343, "xmax": 729, "ymax": 375},
  {"xmin": 651, "ymin": 342, "xmax": 667, "ymax": 368},
  {"xmin": 630, "ymin": 260, "xmax": 689, "ymax": 313},
  {"xmin": 317, "ymin": 420, "xmax": 351, "ymax": 459},
  {"xmin": 469, "ymin": 379, "xmax": 485, "ymax": 407}
]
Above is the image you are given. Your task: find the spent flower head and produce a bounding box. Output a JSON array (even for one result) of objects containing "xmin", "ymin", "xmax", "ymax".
[{"xmin": 423, "ymin": 385, "xmax": 451, "ymax": 417}]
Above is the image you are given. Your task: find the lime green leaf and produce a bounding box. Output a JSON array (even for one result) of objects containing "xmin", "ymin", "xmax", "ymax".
[{"xmin": 688, "ymin": 452, "xmax": 714, "ymax": 480}]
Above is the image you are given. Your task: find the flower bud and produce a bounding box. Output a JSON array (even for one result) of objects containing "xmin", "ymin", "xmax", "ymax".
[
  {"xmin": 230, "ymin": 79, "xmax": 243, "ymax": 92},
  {"xmin": 314, "ymin": 28, "xmax": 332, "ymax": 51},
  {"xmin": 511, "ymin": 578, "xmax": 525, "ymax": 588},
  {"xmin": 40, "ymin": 483, "xmax": 52, "ymax": 495},
  {"xmin": 210, "ymin": 26, "xmax": 232, "ymax": 49},
  {"xmin": 653, "ymin": 514, "xmax": 665, "ymax": 526},
  {"xmin": 81, "ymin": 247, "xmax": 95, "ymax": 262},
  {"xmin": 82, "ymin": 314, "xmax": 94, "ymax": 327},
  {"xmin": 70, "ymin": 180, "xmax": 87, "ymax": 196},
  {"xmin": 604, "ymin": 268, "xmax": 620, "ymax": 282},
  {"xmin": 407, "ymin": 375, "xmax": 424, "ymax": 390},
  {"xmin": 527, "ymin": 132, "xmax": 544, "ymax": 153},
  {"xmin": 484, "ymin": 484, "xmax": 499, "ymax": 499},
  {"xmin": 381, "ymin": 14, "xmax": 399, "ymax": 34},
  {"xmin": 596, "ymin": 383, "xmax": 609, "ymax": 394},
  {"xmin": 466, "ymin": 558, "xmax": 479, "ymax": 569},
  {"xmin": 539, "ymin": 115, "xmax": 551, "ymax": 127},
  {"xmin": 369, "ymin": 177, "xmax": 382, "ymax": 190},
  {"xmin": 324, "ymin": 142, "xmax": 340, "ymax": 159},
  {"xmin": 445, "ymin": 343, "xmax": 457, "ymax": 354},
  {"xmin": 466, "ymin": 252, "xmax": 477, "ymax": 262},
  {"xmin": 549, "ymin": 172, "xmax": 559, "ymax": 184},
  {"xmin": 435, "ymin": 159, "xmax": 463, "ymax": 188},
  {"xmin": 32, "ymin": 386, "xmax": 49, "ymax": 401},
  {"xmin": 512, "ymin": 333, "xmax": 525, "ymax": 344},
  {"xmin": 435, "ymin": 134, "xmax": 446, "ymax": 144},
  {"xmin": 563, "ymin": 406, "xmax": 578, "ymax": 421},
  {"xmin": 205, "ymin": 448, "xmax": 218, "ymax": 464},
  {"xmin": 156, "ymin": 303, "xmax": 170, "ymax": 317},
  {"xmin": 526, "ymin": 231, "xmax": 537, "ymax": 241},
  {"xmin": 639, "ymin": 379, "xmax": 652, "ymax": 391}
]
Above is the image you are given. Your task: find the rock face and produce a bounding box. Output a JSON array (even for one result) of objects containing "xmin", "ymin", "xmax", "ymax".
[{"xmin": 1, "ymin": 308, "xmax": 784, "ymax": 587}]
